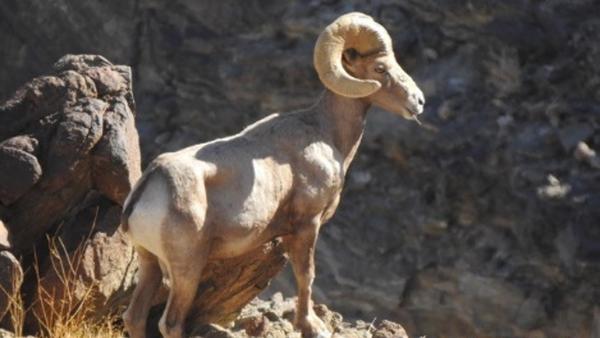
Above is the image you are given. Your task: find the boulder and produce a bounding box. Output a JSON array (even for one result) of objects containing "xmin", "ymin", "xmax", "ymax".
[
  {"xmin": 0, "ymin": 251, "xmax": 23, "ymax": 322},
  {"xmin": 0, "ymin": 54, "xmax": 141, "ymax": 330},
  {"xmin": 91, "ymin": 96, "xmax": 141, "ymax": 205},
  {"xmin": 32, "ymin": 192, "xmax": 137, "ymax": 323},
  {"xmin": 0, "ymin": 136, "xmax": 41, "ymax": 206},
  {"xmin": 0, "ymin": 54, "xmax": 141, "ymax": 254}
]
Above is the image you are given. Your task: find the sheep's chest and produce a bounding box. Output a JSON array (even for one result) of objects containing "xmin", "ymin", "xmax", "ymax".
[{"xmin": 290, "ymin": 141, "xmax": 344, "ymax": 218}]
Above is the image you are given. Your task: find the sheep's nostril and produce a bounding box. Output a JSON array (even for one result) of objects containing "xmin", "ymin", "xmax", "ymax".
[{"xmin": 418, "ymin": 97, "xmax": 425, "ymax": 106}]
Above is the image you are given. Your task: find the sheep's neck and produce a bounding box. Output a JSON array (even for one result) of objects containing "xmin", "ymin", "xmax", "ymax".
[{"xmin": 318, "ymin": 90, "xmax": 370, "ymax": 172}]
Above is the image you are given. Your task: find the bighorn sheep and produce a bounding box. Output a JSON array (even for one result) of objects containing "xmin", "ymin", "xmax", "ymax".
[{"xmin": 122, "ymin": 12, "xmax": 424, "ymax": 338}]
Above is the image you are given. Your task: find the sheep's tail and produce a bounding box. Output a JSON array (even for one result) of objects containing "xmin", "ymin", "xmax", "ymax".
[{"xmin": 121, "ymin": 165, "xmax": 157, "ymax": 232}]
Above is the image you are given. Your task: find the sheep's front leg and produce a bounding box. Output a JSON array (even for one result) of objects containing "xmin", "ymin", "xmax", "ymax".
[{"xmin": 287, "ymin": 218, "xmax": 331, "ymax": 338}]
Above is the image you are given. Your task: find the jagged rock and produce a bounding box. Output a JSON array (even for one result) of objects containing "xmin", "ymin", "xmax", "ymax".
[
  {"xmin": 0, "ymin": 251, "xmax": 23, "ymax": 322},
  {"xmin": 91, "ymin": 96, "xmax": 141, "ymax": 205},
  {"xmin": 537, "ymin": 175, "xmax": 571, "ymax": 200},
  {"xmin": 574, "ymin": 141, "xmax": 600, "ymax": 169},
  {"xmin": 0, "ymin": 76, "xmax": 67, "ymax": 141},
  {"xmin": 0, "ymin": 54, "xmax": 141, "ymax": 330},
  {"xmin": 0, "ymin": 136, "xmax": 41, "ymax": 206},
  {"xmin": 372, "ymin": 320, "xmax": 409, "ymax": 338},
  {"xmin": 54, "ymin": 55, "xmax": 114, "ymax": 73},
  {"xmin": 41, "ymin": 97, "xmax": 107, "ymax": 191},
  {"xmin": 145, "ymin": 240, "xmax": 288, "ymax": 337},
  {"xmin": 187, "ymin": 294, "xmax": 409, "ymax": 338},
  {"xmin": 1, "ymin": 54, "xmax": 140, "ymax": 254},
  {"xmin": 33, "ymin": 192, "xmax": 137, "ymax": 323},
  {"xmin": 182, "ymin": 239, "xmax": 287, "ymax": 327},
  {"xmin": 397, "ymin": 268, "xmax": 547, "ymax": 337}
]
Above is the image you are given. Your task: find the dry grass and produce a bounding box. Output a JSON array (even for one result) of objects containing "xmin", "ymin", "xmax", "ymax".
[
  {"xmin": 0, "ymin": 271, "xmax": 25, "ymax": 336},
  {"xmin": 2, "ymin": 227, "xmax": 126, "ymax": 338}
]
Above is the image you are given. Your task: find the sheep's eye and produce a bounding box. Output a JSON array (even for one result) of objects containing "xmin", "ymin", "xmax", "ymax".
[{"xmin": 374, "ymin": 64, "xmax": 387, "ymax": 73}]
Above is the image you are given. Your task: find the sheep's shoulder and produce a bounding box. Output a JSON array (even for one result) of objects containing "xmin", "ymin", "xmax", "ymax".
[{"xmin": 290, "ymin": 140, "xmax": 344, "ymax": 216}]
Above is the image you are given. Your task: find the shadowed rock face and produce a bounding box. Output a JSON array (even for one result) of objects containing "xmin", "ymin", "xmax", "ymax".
[
  {"xmin": 0, "ymin": 54, "xmax": 141, "ymax": 253},
  {"xmin": 0, "ymin": 251, "xmax": 23, "ymax": 322},
  {"xmin": 0, "ymin": 54, "xmax": 142, "ymax": 326},
  {"xmin": 1, "ymin": 1, "xmax": 600, "ymax": 337}
]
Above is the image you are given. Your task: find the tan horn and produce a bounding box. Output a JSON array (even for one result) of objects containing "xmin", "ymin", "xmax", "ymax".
[{"xmin": 313, "ymin": 12, "xmax": 392, "ymax": 98}]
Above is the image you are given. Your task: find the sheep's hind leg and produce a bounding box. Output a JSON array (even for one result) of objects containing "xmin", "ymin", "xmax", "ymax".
[
  {"xmin": 158, "ymin": 239, "xmax": 208, "ymax": 338},
  {"xmin": 287, "ymin": 217, "xmax": 331, "ymax": 338},
  {"xmin": 123, "ymin": 246, "xmax": 162, "ymax": 338}
]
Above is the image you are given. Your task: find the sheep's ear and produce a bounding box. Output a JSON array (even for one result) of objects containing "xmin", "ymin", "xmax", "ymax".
[
  {"xmin": 342, "ymin": 48, "xmax": 361, "ymax": 74},
  {"xmin": 343, "ymin": 48, "xmax": 359, "ymax": 62}
]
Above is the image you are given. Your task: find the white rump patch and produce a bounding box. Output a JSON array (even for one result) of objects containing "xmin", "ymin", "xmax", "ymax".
[{"xmin": 127, "ymin": 176, "xmax": 170, "ymax": 262}]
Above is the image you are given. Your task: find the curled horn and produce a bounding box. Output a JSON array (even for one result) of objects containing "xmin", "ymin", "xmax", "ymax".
[{"xmin": 313, "ymin": 12, "xmax": 392, "ymax": 98}]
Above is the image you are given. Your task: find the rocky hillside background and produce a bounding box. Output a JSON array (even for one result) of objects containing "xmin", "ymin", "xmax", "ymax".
[{"xmin": 1, "ymin": 1, "xmax": 600, "ymax": 337}]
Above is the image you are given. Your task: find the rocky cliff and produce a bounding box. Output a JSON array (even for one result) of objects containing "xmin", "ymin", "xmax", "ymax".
[{"xmin": 1, "ymin": 1, "xmax": 600, "ymax": 337}]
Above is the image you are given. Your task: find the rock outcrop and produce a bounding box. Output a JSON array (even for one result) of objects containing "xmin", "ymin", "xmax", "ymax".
[
  {"xmin": 189, "ymin": 293, "xmax": 408, "ymax": 338},
  {"xmin": 0, "ymin": 54, "xmax": 141, "ymax": 325},
  {"xmin": 137, "ymin": 240, "xmax": 287, "ymax": 337},
  {"xmin": 0, "ymin": 54, "xmax": 140, "ymax": 253},
  {"xmin": 0, "ymin": 252, "xmax": 22, "ymax": 323}
]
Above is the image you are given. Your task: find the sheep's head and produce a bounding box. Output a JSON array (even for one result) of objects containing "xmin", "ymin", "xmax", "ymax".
[{"xmin": 314, "ymin": 12, "xmax": 425, "ymax": 121}]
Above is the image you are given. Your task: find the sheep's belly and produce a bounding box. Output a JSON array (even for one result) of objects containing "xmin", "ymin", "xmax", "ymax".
[
  {"xmin": 209, "ymin": 209, "xmax": 282, "ymax": 259},
  {"xmin": 207, "ymin": 162, "xmax": 290, "ymax": 258},
  {"xmin": 209, "ymin": 231, "xmax": 266, "ymax": 259}
]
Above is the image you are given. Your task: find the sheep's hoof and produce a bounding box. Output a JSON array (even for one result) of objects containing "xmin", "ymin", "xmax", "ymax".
[{"xmin": 297, "ymin": 313, "xmax": 331, "ymax": 338}]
